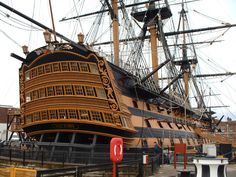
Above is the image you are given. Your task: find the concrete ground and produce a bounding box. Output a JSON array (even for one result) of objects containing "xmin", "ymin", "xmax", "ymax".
[{"xmin": 149, "ymin": 164, "xmax": 236, "ymax": 177}]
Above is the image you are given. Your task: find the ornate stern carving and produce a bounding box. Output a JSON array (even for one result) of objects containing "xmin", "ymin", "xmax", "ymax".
[{"xmin": 97, "ymin": 58, "xmax": 122, "ymax": 126}]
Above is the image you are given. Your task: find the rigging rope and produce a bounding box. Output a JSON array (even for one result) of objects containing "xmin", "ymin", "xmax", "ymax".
[
  {"xmin": 0, "ymin": 29, "xmax": 21, "ymax": 47},
  {"xmin": 0, "ymin": 9, "xmax": 41, "ymax": 31}
]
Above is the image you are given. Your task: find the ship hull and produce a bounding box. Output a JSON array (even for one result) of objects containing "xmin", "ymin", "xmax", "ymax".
[{"xmin": 19, "ymin": 43, "xmax": 209, "ymax": 154}]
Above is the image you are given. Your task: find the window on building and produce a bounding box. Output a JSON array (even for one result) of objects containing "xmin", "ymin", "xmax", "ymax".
[
  {"xmin": 132, "ymin": 100, "xmax": 138, "ymax": 108},
  {"xmin": 74, "ymin": 85, "xmax": 84, "ymax": 95},
  {"xmin": 103, "ymin": 113, "xmax": 114, "ymax": 123},
  {"xmin": 68, "ymin": 109, "xmax": 78, "ymax": 119},
  {"xmin": 80, "ymin": 63, "xmax": 90, "ymax": 72},
  {"xmin": 45, "ymin": 64, "xmax": 52, "ymax": 73},
  {"xmin": 79, "ymin": 110, "xmax": 90, "ymax": 120},
  {"xmin": 55, "ymin": 85, "xmax": 64, "ymax": 95},
  {"xmin": 38, "ymin": 66, "xmax": 45, "ymax": 75},
  {"xmin": 47, "ymin": 86, "xmax": 54, "ymax": 96},
  {"xmin": 41, "ymin": 110, "xmax": 48, "ymax": 120},
  {"xmin": 96, "ymin": 88, "xmax": 107, "ymax": 99},
  {"xmin": 49, "ymin": 110, "xmax": 57, "ymax": 119},
  {"xmin": 39, "ymin": 88, "xmax": 46, "ymax": 98},
  {"xmin": 91, "ymin": 111, "xmax": 103, "ymax": 121},
  {"xmin": 85, "ymin": 86, "xmax": 95, "ymax": 96},
  {"xmin": 90, "ymin": 64, "xmax": 99, "ymax": 74},
  {"xmin": 52, "ymin": 63, "xmax": 61, "ymax": 72},
  {"xmin": 65, "ymin": 85, "xmax": 74, "ymax": 95},
  {"xmin": 58, "ymin": 109, "xmax": 67, "ymax": 119},
  {"xmin": 61, "ymin": 62, "xmax": 69, "ymax": 71},
  {"xmin": 70, "ymin": 62, "xmax": 79, "ymax": 71}
]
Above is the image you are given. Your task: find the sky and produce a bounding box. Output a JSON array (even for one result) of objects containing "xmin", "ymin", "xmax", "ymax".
[{"xmin": 0, "ymin": 0, "xmax": 236, "ymax": 121}]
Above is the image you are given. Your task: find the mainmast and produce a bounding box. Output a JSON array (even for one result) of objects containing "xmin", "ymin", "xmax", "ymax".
[
  {"xmin": 148, "ymin": 1, "xmax": 159, "ymax": 84},
  {"xmin": 111, "ymin": 0, "xmax": 120, "ymax": 66}
]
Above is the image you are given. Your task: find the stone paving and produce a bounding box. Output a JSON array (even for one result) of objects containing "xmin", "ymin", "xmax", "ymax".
[{"xmin": 149, "ymin": 164, "xmax": 236, "ymax": 177}]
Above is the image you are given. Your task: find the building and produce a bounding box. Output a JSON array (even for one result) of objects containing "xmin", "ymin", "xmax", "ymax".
[
  {"xmin": 218, "ymin": 120, "xmax": 236, "ymax": 144},
  {"xmin": 0, "ymin": 105, "xmax": 20, "ymax": 141}
]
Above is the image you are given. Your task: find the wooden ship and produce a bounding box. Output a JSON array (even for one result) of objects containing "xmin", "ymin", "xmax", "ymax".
[{"xmin": 1, "ymin": 0, "xmax": 236, "ymax": 161}]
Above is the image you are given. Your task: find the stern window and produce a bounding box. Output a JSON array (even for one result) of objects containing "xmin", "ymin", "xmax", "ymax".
[
  {"xmin": 74, "ymin": 85, "xmax": 84, "ymax": 95},
  {"xmin": 96, "ymin": 88, "xmax": 107, "ymax": 98},
  {"xmin": 90, "ymin": 64, "xmax": 99, "ymax": 74},
  {"xmin": 65, "ymin": 85, "xmax": 74, "ymax": 95},
  {"xmin": 70, "ymin": 62, "xmax": 80, "ymax": 71},
  {"xmin": 104, "ymin": 113, "xmax": 114, "ymax": 123},
  {"xmin": 52, "ymin": 63, "xmax": 61, "ymax": 72},
  {"xmin": 91, "ymin": 111, "xmax": 103, "ymax": 121},
  {"xmin": 61, "ymin": 62, "xmax": 69, "ymax": 71},
  {"xmin": 68, "ymin": 109, "xmax": 78, "ymax": 119},
  {"xmin": 80, "ymin": 63, "xmax": 90, "ymax": 72},
  {"xmin": 79, "ymin": 110, "xmax": 90, "ymax": 120},
  {"xmin": 85, "ymin": 86, "xmax": 95, "ymax": 96}
]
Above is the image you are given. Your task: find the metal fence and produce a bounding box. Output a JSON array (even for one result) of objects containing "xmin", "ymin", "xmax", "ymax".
[
  {"xmin": 0, "ymin": 147, "xmax": 161, "ymax": 177},
  {"xmin": 36, "ymin": 158, "xmax": 160, "ymax": 177}
]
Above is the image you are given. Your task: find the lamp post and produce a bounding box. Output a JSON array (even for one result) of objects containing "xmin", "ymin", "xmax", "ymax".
[
  {"xmin": 77, "ymin": 33, "xmax": 84, "ymax": 44},
  {"xmin": 43, "ymin": 30, "xmax": 52, "ymax": 43},
  {"xmin": 22, "ymin": 45, "xmax": 29, "ymax": 55}
]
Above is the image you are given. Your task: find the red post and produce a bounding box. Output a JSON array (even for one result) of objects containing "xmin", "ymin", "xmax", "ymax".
[
  {"xmin": 174, "ymin": 144, "xmax": 187, "ymax": 169},
  {"xmin": 113, "ymin": 162, "xmax": 116, "ymax": 177}
]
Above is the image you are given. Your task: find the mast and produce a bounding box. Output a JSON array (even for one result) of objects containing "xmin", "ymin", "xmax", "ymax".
[
  {"xmin": 111, "ymin": 0, "xmax": 120, "ymax": 66},
  {"xmin": 181, "ymin": 3, "xmax": 190, "ymax": 100},
  {"xmin": 48, "ymin": 0, "xmax": 57, "ymax": 41},
  {"xmin": 148, "ymin": 1, "xmax": 159, "ymax": 84}
]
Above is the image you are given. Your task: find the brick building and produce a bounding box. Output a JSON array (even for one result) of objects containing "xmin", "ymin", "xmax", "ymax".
[
  {"xmin": 0, "ymin": 105, "xmax": 20, "ymax": 141},
  {"xmin": 218, "ymin": 120, "xmax": 236, "ymax": 143}
]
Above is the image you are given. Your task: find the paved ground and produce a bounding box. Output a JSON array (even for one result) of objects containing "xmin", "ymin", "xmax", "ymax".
[{"xmin": 149, "ymin": 164, "xmax": 236, "ymax": 177}]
